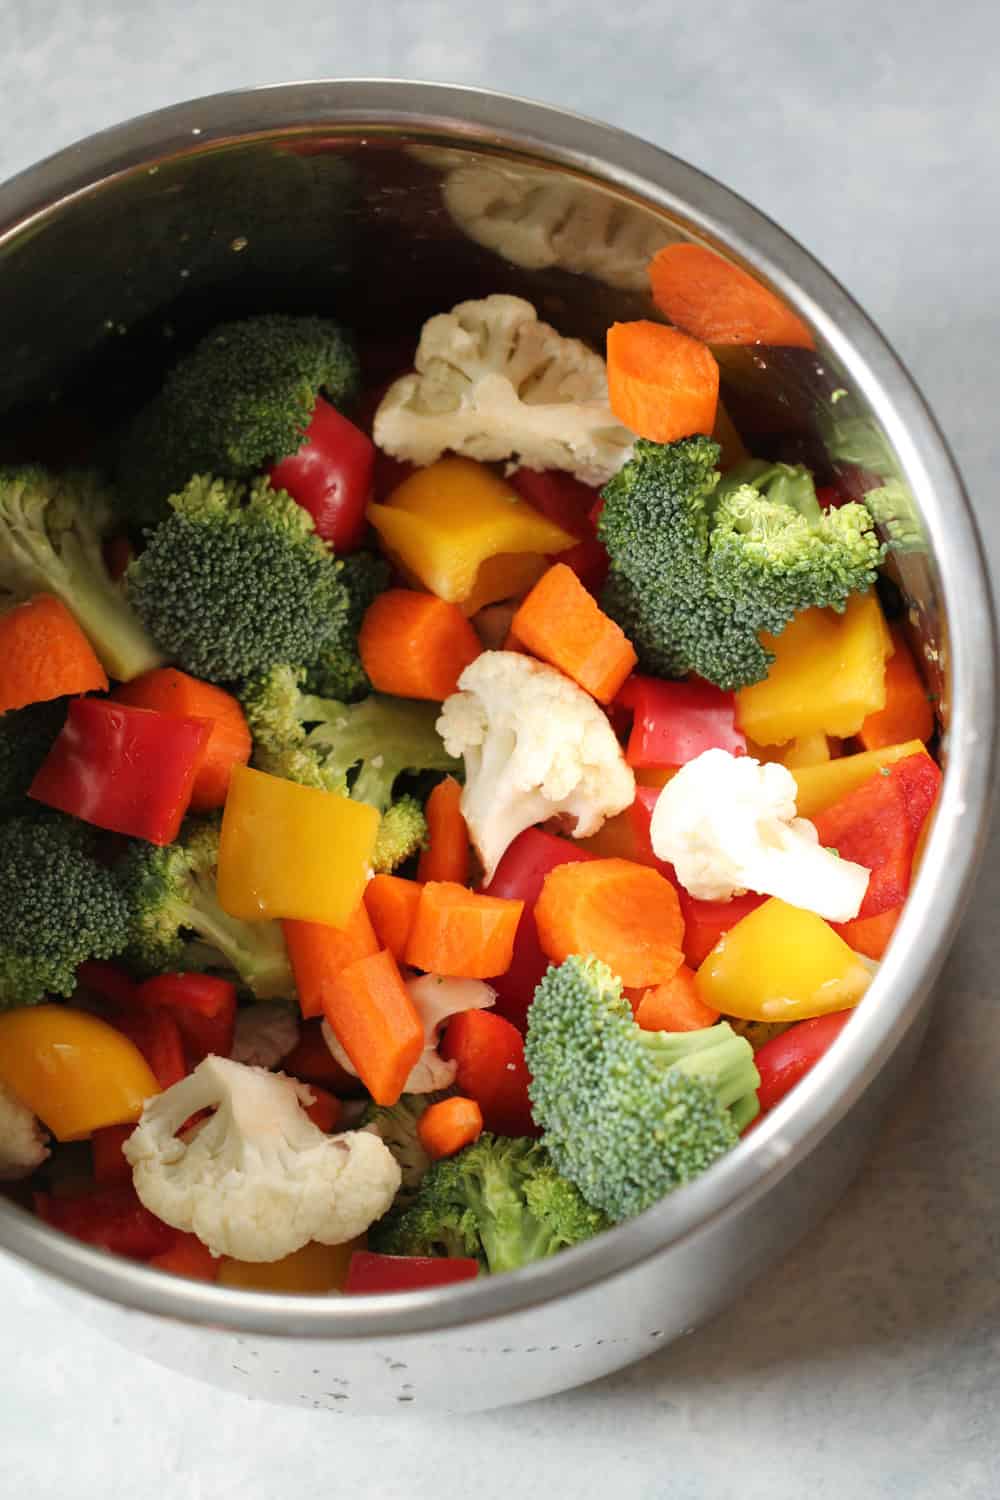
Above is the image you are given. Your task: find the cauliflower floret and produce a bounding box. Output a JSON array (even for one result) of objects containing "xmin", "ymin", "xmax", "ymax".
[
  {"xmin": 373, "ymin": 294, "xmax": 634, "ymax": 485},
  {"xmin": 650, "ymin": 748, "xmax": 870, "ymax": 922},
  {"xmin": 437, "ymin": 651, "xmax": 635, "ymax": 883},
  {"xmin": 0, "ymin": 1081, "xmax": 49, "ymax": 1181},
  {"xmin": 230, "ymin": 1001, "xmax": 300, "ymax": 1070},
  {"xmin": 123, "ymin": 1056, "xmax": 400, "ymax": 1262},
  {"xmin": 323, "ymin": 973, "xmax": 495, "ymax": 1094}
]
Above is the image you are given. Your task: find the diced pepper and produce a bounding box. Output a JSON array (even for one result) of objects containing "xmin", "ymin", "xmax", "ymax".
[
  {"xmin": 859, "ymin": 626, "xmax": 934, "ymax": 751},
  {"xmin": 617, "ymin": 675, "xmax": 746, "ymax": 767},
  {"xmin": 219, "ymin": 1239, "xmax": 360, "ymax": 1292},
  {"xmin": 695, "ymin": 898, "xmax": 872, "ymax": 1022},
  {"xmin": 0, "ymin": 1005, "xmax": 160, "ymax": 1141},
  {"xmin": 791, "ymin": 739, "xmax": 929, "ymax": 818},
  {"xmin": 345, "ymin": 1250, "xmax": 479, "ymax": 1293},
  {"xmin": 367, "ymin": 457, "xmax": 577, "ymax": 604},
  {"xmin": 29, "ymin": 697, "xmax": 211, "ymax": 845},
  {"xmin": 217, "ymin": 765, "xmax": 379, "ymax": 927},
  {"xmin": 35, "ymin": 1183, "xmax": 174, "ymax": 1260},
  {"xmin": 834, "ymin": 905, "xmax": 900, "ymax": 960},
  {"xmin": 76, "ymin": 959, "xmax": 140, "ymax": 1010},
  {"xmin": 135, "ymin": 973, "xmax": 237, "ymax": 1065},
  {"xmin": 458, "ymin": 553, "xmax": 550, "ymax": 617},
  {"xmin": 149, "ymin": 1231, "xmax": 220, "ymax": 1281},
  {"xmin": 112, "ymin": 668, "xmax": 252, "ymax": 813},
  {"xmin": 90, "ymin": 1123, "xmax": 134, "ymax": 1185},
  {"xmin": 439, "ymin": 1009, "xmax": 538, "ymax": 1137},
  {"xmin": 678, "ymin": 887, "xmax": 767, "ymax": 969},
  {"xmin": 111, "ymin": 1006, "xmax": 187, "ymax": 1090},
  {"xmin": 736, "ymin": 593, "xmax": 893, "ymax": 745},
  {"xmin": 754, "ymin": 1011, "xmax": 854, "ymax": 1114},
  {"xmin": 267, "ymin": 397, "xmax": 375, "ymax": 554},
  {"xmin": 280, "ymin": 1017, "xmax": 365, "ymax": 1094},
  {"xmin": 759, "ymin": 732, "xmax": 831, "ymax": 769}
]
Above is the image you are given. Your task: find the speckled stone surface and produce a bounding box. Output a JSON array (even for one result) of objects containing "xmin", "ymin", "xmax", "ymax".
[{"xmin": 1, "ymin": 3, "xmax": 998, "ymax": 1495}]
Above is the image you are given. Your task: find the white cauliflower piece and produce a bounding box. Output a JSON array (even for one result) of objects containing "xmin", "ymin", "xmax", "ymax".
[
  {"xmin": 373, "ymin": 294, "xmax": 634, "ymax": 485},
  {"xmin": 0, "ymin": 1081, "xmax": 49, "ymax": 1181},
  {"xmin": 323, "ymin": 973, "xmax": 495, "ymax": 1095},
  {"xmin": 123, "ymin": 1056, "xmax": 400, "ymax": 1262},
  {"xmin": 437, "ymin": 651, "xmax": 635, "ymax": 884},
  {"xmin": 650, "ymin": 748, "xmax": 871, "ymax": 922},
  {"xmin": 230, "ymin": 1001, "xmax": 300, "ymax": 1070}
]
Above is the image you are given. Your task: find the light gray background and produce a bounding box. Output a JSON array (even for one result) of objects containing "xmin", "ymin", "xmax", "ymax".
[{"xmin": 2, "ymin": 3, "xmax": 998, "ymax": 1496}]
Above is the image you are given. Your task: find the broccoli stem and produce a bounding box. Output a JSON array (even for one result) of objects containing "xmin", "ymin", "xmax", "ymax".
[{"xmin": 60, "ymin": 529, "xmax": 165, "ymax": 680}]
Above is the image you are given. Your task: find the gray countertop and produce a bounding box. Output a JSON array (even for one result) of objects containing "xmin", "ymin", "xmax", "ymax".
[{"xmin": 2, "ymin": 3, "xmax": 998, "ymax": 1495}]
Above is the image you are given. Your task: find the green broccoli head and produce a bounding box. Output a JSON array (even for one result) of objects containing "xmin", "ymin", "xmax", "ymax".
[
  {"xmin": 305, "ymin": 550, "xmax": 392, "ymax": 703},
  {"xmin": 598, "ymin": 438, "xmax": 883, "ymax": 691},
  {"xmin": 0, "ymin": 465, "xmax": 164, "ymax": 682},
  {"xmin": 116, "ymin": 817, "xmax": 293, "ymax": 999},
  {"xmin": 118, "ymin": 314, "xmax": 361, "ymax": 528},
  {"xmin": 0, "ymin": 813, "xmax": 131, "ymax": 1008},
  {"xmin": 368, "ymin": 1132, "xmax": 610, "ymax": 1273},
  {"xmin": 525, "ymin": 955, "xmax": 760, "ymax": 1223},
  {"xmin": 0, "ymin": 699, "xmax": 67, "ymax": 811},
  {"xmin": 126, "ymin": 475, "xmax": 350, "ymax": 683}
]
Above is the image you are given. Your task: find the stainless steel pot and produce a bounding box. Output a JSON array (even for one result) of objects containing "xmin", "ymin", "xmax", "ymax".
[{"xmin": 0, "ymin": 80, "xmax": 994, "ymax": 1415}]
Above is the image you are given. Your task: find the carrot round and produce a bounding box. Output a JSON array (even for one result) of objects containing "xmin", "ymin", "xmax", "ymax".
[
  {"xmin": 535, "ymin": 857, "xmax": 684, "ymax": 988},
  {"xmin": 647, "ymin": 243, "xmax": 815, "ymax": 350},
  {"xmin": 635, "ymin": 964, "xmax": 720, "ymax": 1032},
  {"xmin": 606, "ymin": 321, "xmax": 719, "ymax": 444},
  {"xmin": 417, "ymin": 777, "xmax": 470, "ymax": 884},
  {"xmin": 417, "ymin": 1095, "xmax": 484, "ymax": 1159},
  {"xmin": 283, "ymin": 905, "xmax": 380, "ymax": 1020},
  {"xmin": 359, "ymin": 589, "xmax": 481, "ymax": 701},
  {"xmin": 405, "ymin": 881, "xmax": 524, "ymax": 979},
  {"xmin": 364, "ymin": 875, "xmax": 423, "ymax": 963},
  {"xmin": 112, "ymin": 666, "xmax": 252, "ymax": 812},
  {"xmin": 858, "ymin": 628, "xmax": 934, "ymax": 752},
  {"xmin": 320, "ymin": 949, "xmax": 425, "ymax": 1107},
  {"xmin": 511, "ymin": 563, "xmax": 637, "ymax": 703},
  {"xmin": 0, "ymin": 594, "xmax": 108, "ymax": 712}
]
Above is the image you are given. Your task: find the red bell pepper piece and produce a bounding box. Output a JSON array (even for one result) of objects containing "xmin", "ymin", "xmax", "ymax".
[
  {"xmin": 35, "ymin": 1183, "xmax": 175, "ymax": 1259},
  {"xmin": 483, "ymin": 828, "xmax": 595, "ymax": 1031},
  {"xmin": 439, "ymin": 1010, "xmax": 537, "ymax": 1137},
  {"xmin": 628, "ymin": 786, "xmax": 680, "ymax": 877},
  {"xmin": 268, "ymin": 396, "xmax": 375, "ymax": 554},
  {"xmin": 616, "ymin": 675, "xmax": 746, "ymax": 768},
  {"xmin": 344, "ymin": 1250, "xmax": 479, "ymax": 1294},
  {"xmin": 102, "ymin": 535, "xmax": 134, "ymax": 581},
  {"xmin": 149, "ymin": 1230, "xmax": 219, "ymax": 1281},
  {"xmin": 29, "ymin": 698, "xmax": 211, "ymax": 846},
  {"xmin": 678, "ymin": 888, "xmax": 768, "ymax": 968},
  {"xmin": 508, "ymin": 468, "xmax": 610, "ymax": 594},
  {"xmin": 281, "ymin": 1017, "xmax": 365, "ymax": 1094},
  {"xmin": 76, "ymin": 959, "xmax": 139, "ymax": 1010},
  {"xmin": 112, "ymin": 1006, "xmax": 188, "ymax": 1089},
  {"xmin": 90, "ymin": 1123, "xmax": 135, "ymax": 1185},
  {"xmin": 755, "ymin": 1011, "xmax": 854, "ymax": 1114},
  {"xmin": 135, "ymin": 973, "xmax": 237, "ymax": 1066}
]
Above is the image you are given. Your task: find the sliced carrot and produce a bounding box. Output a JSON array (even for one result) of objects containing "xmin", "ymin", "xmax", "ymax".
[
  {"xmin": 858, "ymin": 627, "xmax": 934, "ymax": 751},
  {"xmin": 280, "ymin": 1018, "xmax": 365, "ymax": 1095},
  {"xmin": 283, "ymin": 905, "xmax": 380, "ymax": 1020},
  {"xmin": 834, "ymin": 905, "xmax": 900, "ymax": 961},
  {"xmin": 606, "ymin": 321, "xmax": 719, "ymax": 444},
  {"xmin": 301, "ymin": 1084, "xmax": 342, "ymax": 1133},
  {"xmin": 112, "ymin": 667, "xmax": 251, "ymax": 812},
  {"xmin": 511, "ymin": 563, "xmax": 637, "ymax": 704},
  {"xmin": 535, "ymin": 857, "xmax": 684, "ymax": 988},
  {"xmin": 417, "ymin": 777, "xmax": 470, "ymax": 884},
  {"xmin": 364, "ymin": 875, "xmax": 423, "ymax": 963},
  {"xmin": 405, "ymin": 881, "xmax": 523, "ymax": 979},
  {"xmin": 417, "ymin": 1096, "xmax": 484, "ymax": 1159},
  {"xmin": 320, "ymin": 949, "xmax": 425, "ymax": 1107},
  {"xmin": 0, "ymin": 594, "xmax": 107, "ymax": 712},
  {"xmin": 358, "ymin": 589, "xmax": 481, "ymax": 701},
  {"xmin": 648, "ymin": 243, "xmax": 815, "ymax": 350},
  {"xmin": 148, "ymin": 1232, "xmax": 219, "ymax": 1282},
  {"xmin": 635, "ymin": 965, "xmax": 720, "ymax": 1032}
]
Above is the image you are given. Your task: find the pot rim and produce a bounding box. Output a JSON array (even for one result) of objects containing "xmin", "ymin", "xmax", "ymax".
[{"xmin": 1, "ymin": 78, "xmax": 995, "ymax": 1339}]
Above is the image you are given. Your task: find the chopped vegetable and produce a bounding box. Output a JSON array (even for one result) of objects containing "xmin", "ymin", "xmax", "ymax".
[
  {"xmin": 511, "ymin": 562, "xmax": 637, "ymax": 703},
  {"xmin": 280, "ymin": 1018, "xmax": 362, "ymax": 1093},
  {"xmin": 317, "ymin": 949, "xmax": 425, "ymax": 1107},
  {"xmin": 219, "ymin": 1239, "xmax": 356, "ymax": 1292},
  {"xmin": 148, "ymin": 1231, "xmax": 220, "ymax": 1282},
  {"xmin": 112, "ymin": 668, "xmax": 252, "ymax": 813},
  {"xmin": 834, "ymin": 905, "xmax": 900, "ymax": 961},
  {"xmin": 364, "ymin": 875, "xmax": 423, "ymax": 963},
  {"xmin": 754, "ymin": 1011, "xmax": 854, "ymax": 1114},
  {"xmin": 90, "ymin": 1124, "xmax": 133, "ymax": 1185},
  {"xmin": 283, "ymin": 906, "xmax": 380, "ymax": 1020},
  {"xmin": 404, "ymin": 882, "xmax": 523, "ymax": 980},
  {"xmin": 635, "ymin": 966, "xmax": 720, "ymax": 1033},
  {"xmin": 268, "ymin": 399, "xmax": 375, "ymax": 552},
  {"xmin": 36, "ymin": 1183, "xmax": 175, "ymax": 1260},
  {"xmin": 647, "ymin": 243, "xmax": 814, "ymax": 349},
  {"xmin": 606, "ymin": 320, "xmax": 720, "ymax": 443},
  {"xmin": 111, "ymin": 1006, "xmax": 187, "ymax": 1091},
  {"xmin": 358, "ymin": 589, "xmax": 482, "ymax": 701},
  {"xmin": 616, "ymin": 674, "xmax": 745, "ymax": 767},
  {"xmin": 858, "ymin": 627, "xmax": 934, "ymax": 750},
  {"xmin": 135, "ymin": 972, "xmax": 237, "ymax": 1066},
  {"xmin": 0, "ymin": 1080, "xmax": 49, "ymax": 1181},
  {"xmin": 345, "ymin": 1250, "xmax": 480, "ymax": 1293},
  {"xmin": 677, "ymin": 887, "xmax": 766, "ymax": 969},
  {"xmin": 534, "ymin": 857, "xmax": 684, "ymax": 989},
  {"xmin": 417, "ymin": 1096, "xmax": 484, "ymax": 1160},
  {"xmin": 439, "ymin": 1010, "xmax": 536, "ymax": 1138},
  {"xmin": 0, "ymin": 595, "xmax": 107, "ymax": 712},
  {"xmin": 417, "ymin": 777, "xmax": 469, "ymax": 885},
  {"xmin": 791, "ymin": 738, "xmax": 929, "ymax": 818}
]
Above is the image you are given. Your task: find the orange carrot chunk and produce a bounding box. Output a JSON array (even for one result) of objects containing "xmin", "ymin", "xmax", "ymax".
[
  {"xmin": 319, "ymin": 949, "xmax": 425, "ymax": 1107},
  {"xmin": 535, "ymin": 857, "xmax": 685, "ymax": 989},
  {"xmin": 858, "ymin": 627, "xmax": 934, "ymax": 751},
  {"xmin": 647, "ymin": 243, "xmax": 815, "ymax": 350},
  {"xmin": 606, "ymin": 321, "xmax": 719, "ymax": 444},
  {"xmin": 364, "ymin": 875, "xmax": 423, "ymax": 963},
  {"xmin": 417, "ymin": 777, "xmax": 470, "ymax": 884},
  {"xmin": 112, "ymin": 667, "xmax": 252, "ymax": 812},
  {"xmin": 511, "ymin": 563, "xmax": 637, "ymax": 704},
  {"xmin": 417, "ymin": 1096, "xmax": 484, "ymax": 1160},
  {"xmin": 635, "ymin": 965, "xmax": 720, "ymax": 1032},
  {"xmin": 405, "ymin": 882, "xmax": 524, "ymax": 979},
  {"xmin": 358, "ymin": 589, "xmax": 481, "ymax": 701},
  {"xmin": 0, "ymin": 594, "xmax": 108, "ymax": 712},
  {"xmin": 283, "ymin": 905, "xmax": 381, "ymax": 1020}
]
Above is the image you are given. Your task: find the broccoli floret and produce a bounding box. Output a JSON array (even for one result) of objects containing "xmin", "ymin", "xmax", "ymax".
[
  {"xmin": 369, "ymin": 1133, "xmax": 610, "ymax": 1272},
  {"xmin": 598, "ymin": 438, "xmax": 883, "ymax": 691},
  {"xmin": 372, "ymin": 795, "xmax": 428, "ymax": 875},
  {"xmin": 126, "ymin": 475, "xmax": 350, "ymax": 683},
  {"xmin": 117, "ymin": 314, "xmax": 361, "ymax": 528},
  {"xmin": 0, "ymin": 699, "xmax": 67, "ymax": 811},
  {"xmin": 525, "ymin": 955, "xmax": 760, "ymax": 1222},
  {"xmin": 116, "ymin": 817, "xmax": 293, "ymax": 998},
  {"xmin": 306, "ymin": 550, "xmax": 392, "ymax": 702},
  {"xmin": 0, "ymin": 813, "xmax": 131, "ymax": 1008},
  {"xmin": 360, "ymin": 1092, "xmax": 447, "ymax": 1206},
  {"xmin": 0, "ymin": 466, "xmax": 164, "ymax": 682}
]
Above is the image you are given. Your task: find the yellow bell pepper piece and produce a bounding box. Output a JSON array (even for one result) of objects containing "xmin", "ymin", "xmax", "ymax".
[
  {"xmin": 0, "ymin": 1005, "xmax": 160, "ymax": 1142},
  {"xmin": 792, "ymin": 739, "xmax": 929, "ymax": 818},
  {"xmin": 218, "ymin": 765, "xmax": 379, "ymax": 928},
  {"xmin": 367, "ymin": 457, "xmax": 577, "ymax": 604},
  {"xmin": 218, "ymin": 1238, "xmax": 360, "ymax": 1292},
  {"xmin": 459, "ymin": 553, "xmax": 550, "ymax": 616},
  {"xmin": 737, "ymin": 593, "xmax": 892, "ymax": 745},
  {"xmin": 696, "ymin": 898, "xmax": 872, "ymax": 1022}
]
